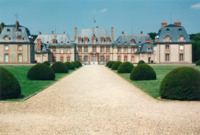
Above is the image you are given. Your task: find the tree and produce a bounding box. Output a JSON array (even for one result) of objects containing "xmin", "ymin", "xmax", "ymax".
[
  {"xmin": 190, "ymin": 33, "xmax": 200, "ymax": 62},
  {"xmin": 148, "ymin": 32, "xmax": 157, "ymax": 41}
]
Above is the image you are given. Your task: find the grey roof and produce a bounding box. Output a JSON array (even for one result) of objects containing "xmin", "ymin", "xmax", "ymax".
[
  {"xmin": 114, "ymin": 34, "xmax": 152, "ymax": 46},
  {"xmin": 155, "ymin": 24, "xmax": 191, "ymax": 43},
  {"xmin": 137, "ymin": 42, "xmax": 154, "ymax": 54},
  {"xmin": 0, "ymin": 24, "xmax": 33, "ymax": 43},
  {"xmin": 76, "ymin": 28, "xmax": 113, "ymax": 44}
]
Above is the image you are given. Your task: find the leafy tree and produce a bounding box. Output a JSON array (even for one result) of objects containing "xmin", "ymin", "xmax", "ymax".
[
  {"xmin": 190, "ymin": 33, "xmax": 200, "ymax": 62},
  {"xmin": 148, "ymin": 32, "xmax": 157, "ymax": 41},
  {"xmin": 31, "ymin": 35, "xmax": 38, "ymax": 41}
]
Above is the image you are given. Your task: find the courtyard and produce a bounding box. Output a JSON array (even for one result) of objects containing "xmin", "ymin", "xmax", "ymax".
[{"xmin": 0, "ymin": 65, "xmax": 200, "ymax": 134}]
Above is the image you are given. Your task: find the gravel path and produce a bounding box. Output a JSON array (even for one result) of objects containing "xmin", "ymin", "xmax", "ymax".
[{"xmin": 0, "ymin": 65, "xmax": 200, "ymax": 135}]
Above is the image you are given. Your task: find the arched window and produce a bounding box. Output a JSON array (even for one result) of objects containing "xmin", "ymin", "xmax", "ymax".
[
  {"xmin": 78, "ymin": 37, "xmax": 83, "ymax": 44},
  {"xmin": 130, "ymin": 39, "xmax": 135, "ymax": 45},
  {"xmin": 17, "ymin": 35, "xmax": 23, "ymax": 40},
  {"xmin": 18, "ymin": 29, "xmax": 22, "ymax": 32},
  {"xmin": 100, "ymin": 37, "xmax": 104, "ymax": 43},
  {"xmin": 3, "ymin": 35, "xmax": 10, "ymax": 40},
  {"xmin": 178, "ymin": 36, "xmax": 185, "ymax": 41},
  {"xmin": 166, "ymin": 28, "xmax": 170, "ymax": 31},
  {"xmin": 92, "ymin": 37, "xmax": 97, "ymax": 44},
  {"xmin": 178, "ymin": 28, "xmax": 182, "ymax": 31},
  {"xmin": 84, "ymin": 37, "xmax": 88, "ymax": 44},
  {"xmin": 7, "ymin": 29, "xmax": 10, "ymax": 32},
  {"xmin": 106, "ymin": 37, "xmax": 110, "ymax": 44},
  {"xmin": 164, "ymin": 35, "xmax": 171, "ymax": 41}
]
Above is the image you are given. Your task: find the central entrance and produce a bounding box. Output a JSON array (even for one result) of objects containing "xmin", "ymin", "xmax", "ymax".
[
  {"xmin": 90, "ymin": 53, "xmax": 99, "ymax": 65},
  {"xmin": 92, "ymin": 56, "xmax": 96, "ymax": 63}
]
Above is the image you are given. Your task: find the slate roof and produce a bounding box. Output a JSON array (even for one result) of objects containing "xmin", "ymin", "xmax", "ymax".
[
  {"xmin": 155, "ymin": 24, "xmax": 191, "ymax": 43},
  {"xmin": 136, "ymin": 42, "xmax": 154, "ymax": 54},
  {"xmin": 76, "ymin": 28, "xmax": 113, "ymax": 44},
  {"xmin": 114, "ymin": 34, "xmax": 152, "ymax": 46},
  {"xmin": 0, "ymin": 24, "xmax": 33, "ymax": 43}
]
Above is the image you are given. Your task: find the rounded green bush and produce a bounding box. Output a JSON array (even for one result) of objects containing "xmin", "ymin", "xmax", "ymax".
[
  {"xmin": 160, "ymin": 67, "xmax": 200, "ymax": 100},
  {"xmin": 76, "ymin": 61, "xmax": 82, "ymax": 67},
  {"xmin": 106, "ymin": 61, "xmax": 111, "ymax": 67},
  {"xmin": 65, "ymin": 62, "xmax": 75, "ymax": 70},
  {"xmin": 0, "ymin": 67, "xmax": 21, "ymax": 99},
  {"xmin": 51, "ymin": 62, "xmax": 68, "ymax": 73},
  {"xmin": 72, "ymin": 61, "xmax": 79, "ymax": 68},
  {"xmin": 112, "ymin": 61, "xmax": 122, "ymax": 70},
  {"xmin": 137, "ymin": 60, "xmax": 145, "ymax": 65},
  {"xmin": 43, "ymin": 61, "xmax": 50, "ymax": 66},
  {"xmin": 27, "ymin": 64, "xmax": 55, "ymax": 80},
  {"xmin": 130, "ymin": 64, "xmax": 156, "ymax": 80},
  {"xmin": 196, "ymin": 60, "xmax": 200, "ymax": 66},
  {"xmin": 118, "ymin": 62, "xmax": 134, "ymax": 73},
  {"xmin": 108, "ymin": 61, "xmax": 115, "ymax": 68}
]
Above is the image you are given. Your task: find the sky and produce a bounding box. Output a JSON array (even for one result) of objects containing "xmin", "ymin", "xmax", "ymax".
[{"xmin": 0, "ymin": 0, "xmax": 200, "ymax": 40}]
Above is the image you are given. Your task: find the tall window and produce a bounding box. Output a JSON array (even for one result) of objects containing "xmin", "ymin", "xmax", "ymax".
[
  {"xmin": 78, "ymin": 46, "xmax": 82, "ymax": 53},
  {"xmin": 106, "ymin": 56, "xmax": 109, "ymax": 62},
  {"xmin": 180, "ymin": 45, "xmax": 184, "ymax": 50},
  {"xmin": 84, "ymin": 56, "xmax": 88, "ymax": 62},
  {"xmin": 124, "ymin": 47, "xmax": 127, "ymax": 53},
  {"xmin": 60, "ymin": 57, "xmax": 64, "ymax": 62},
  {"xmin": 67, "ymin": 57, "xmax": 70, "ymax": 62},
  {"xmin": 67, "ymin": 48, "xmax": 70, "ymax": 53},
  {"xmin": 84, "ymin": 46, "xmax": 88, "ymax": 53},
  {"xmin": 165, "ymin": 54, "xmax": 170, "ymax": 62},
  {"xmin": 18, "ymin": 45, "xmax": 22, "ymax": 50},
  {"xmin": 118, "ymin": 47, "xmax": 121, "ymax": 53},
  {"xmin": 106, "ymin": 46, "xmax": 110, "ymax": 53},
  {"xmin": 131, "ymin": 56, "xmax": 134, "ymax": 62},
  {"xmin": 93, "ymin": 46, "xmax": 96, "ymax": 53},
  {"xmin": 101, "ymin": 46, "xmax": 104, "ymax": 53},
  {"xmin": 165, "ymin": 45, "xmax": 169, "ymax": 50},
  {"xmin": 124, "ymin": 56, "xmax": 127, "ymax": 62},
  {"xmin": 53, "ymin": 56, "xmax": 56, "ymax": 62},
  {"xmin": 5, "ymin": 45, "xmax": 8, "ymax": 50},
  {"xmin": 79, "ymin": 56, "xmax": 82, "ymax": 62},
  {"xmin": 180, "ymin": 54, "xmax": 184, "ymax": 61},
  {"xmin": 18, "ymin": 54, "xmax": 22, "ymax": 62},
  {"xmin": 4, "ymin": 54, "xmax": 8, "ymax": 62},
  {"xmin": 132, "ymin": 48, "xmax": 135, "ymax": 53},
  {"xmin": 118, "ymin": 56, "xmax": 121, "ymax": 61},
  {"xmin": 53, "ymin": 48, "xmax": 56, "ymax": 53},
  {"xmin": 101, "ymin": 56, "xmax": 104, "ymax": 62},
  {"xmin": 61, "ymin": 48, "xmax": 63, "ymax": 53}
]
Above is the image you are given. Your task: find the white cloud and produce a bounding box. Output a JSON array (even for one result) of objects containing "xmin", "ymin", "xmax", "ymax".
[
  {"xmin": 191, "ymin": 3, "xmax": 200, "ymax": 9},
  {"xmin": 100, "ymin": 8, "xmax": 108, "ymax": 13}
]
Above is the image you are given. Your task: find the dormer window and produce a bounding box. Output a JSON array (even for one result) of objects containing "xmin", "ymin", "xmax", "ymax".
[
  {"xmin": 178, "ymin": 36, "xmax": 185, "ymax": 41},
  {"xmin": 84, "ymin": 37, "xmax": 88, "ymax": 44},
  {"xmin": 17, "ymin": 36, "xmax": 23, "ymax": 40},
  {"xmin": 147, "ymin": 46, "xmax": 151, "ymax": 51},
  {"xmin": 164, "ymin": 35, "xmax": 171, "ymax": 41},
  {"xmin": 130, "ymin": 39, "xmax": 135, "ymax": 45},
  {"xmin": 92, "ymin": 37, "xmax": 97, "ymax": 44},
  {"xmin": 106, "ymin": 37, "xmax": 110, "ymax": 44},
  {"xmin": 52, "ymin": 39, "xmax": 57, "ymax": 44},
  {"xmin": 3, "ymin": 35, "xmax": 10, "ymax": 40},
  {"xmin": 78, "ymin": 37, "xmax": 83, "ymax": 44},
  {"xmin": 166, "ymin": 28, "xmax": 170, "ymax": 31},
  {"xmin": 178, "ymin": 28, "xmax": 182, "ymax": 31},
  {"xmin": 100, "ymin": 37, "xmax": 104, "ymax": 44},
  {"xmin": 7, "ymin": 29, "xmax": 10, "ymax": 32},
  {"xmin": 18, "ymin": 29, "xmax": 22, "ymax": 32}
]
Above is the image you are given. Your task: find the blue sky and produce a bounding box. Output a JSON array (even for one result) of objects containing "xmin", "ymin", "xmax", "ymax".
[{"xmin": 0, "ymin": 0, "xmax": 200, "ymax": 39}]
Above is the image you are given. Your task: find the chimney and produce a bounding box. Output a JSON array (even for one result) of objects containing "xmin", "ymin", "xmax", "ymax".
[
  {"xmin": 74, "ymin": 27, "xmax": 77, "ymax": 41},
  {"xmin": 16, "ymin": 21, "xmax": 19, "ymax": 31},
  {"xmin": 111, "ymin": 27, "xmax": 114, "ymax": 41},
  {"xmin": 37, "ymin": 39, "xmax": 41, "ymax": 52},
  {"xmin": 51, "ymin": 31, "xmax": 54, "ymax": 34},
  {"xmin": 140, "ymin": 31, "xmax": 143, "ymax": 35},
  {"xmin": 1, "ymin": 22, "xmax": 4, "ymax": 33},
  {"xmin": 39, "ymin": 32, "xmax": 41, "ymax": 35},
  {"xmin": 174, "ymin": 21, "xmax": 181, "ymax": 26},
  {"xmin": 161, "ymin": 22, "xmax": 167, "ymax": 27},
  {"xmin": 122, "ymin": 31, "xmax": 124, "ymax": 35},
  {"xmin": 63, "ymin": 31, "xmax": 65, "ymax": 34}
]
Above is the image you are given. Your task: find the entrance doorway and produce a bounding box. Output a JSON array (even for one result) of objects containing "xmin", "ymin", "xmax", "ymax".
[
  {"xmin": 148, "ymin": 57, "xmax": 151, "ymax": 63},
  {"xmin": 92, "ymin": 56, "xmax": 96, "ymax": 64}
]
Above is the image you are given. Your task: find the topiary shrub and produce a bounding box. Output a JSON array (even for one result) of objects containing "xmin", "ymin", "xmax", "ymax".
[
  {"xmin": 0, "ymin": 67, "xmax": 21, "ymax": 100},
  {"xmin": 51, "ymin": 62, "xmax": 68, "ymax": 73},
  {"xmin": 160, "ymin": 67, "xmax": 200, "ymax": 100},
  {"xmin": 138, "ymin": 60, "xmax": 145, "ymax": 65},
  {"xmin": 108, "ymin": 61, "xmax": 115, "ymax": 68},
  {"xmin": 72, "ymin": 61, "xmax": 79, "ymax": 68},
  {"xmin": 112, "ymin": 61, "xmax": 122, "ymax": 70},
  {"xmin": 196, "ymin": 60, "xmax": 200, "ymax": 66},
  {"xmin": 65, "ymin": 62, "xmax": 75, "ymax": 70},
  {"xmin": 130, "ymin": 64, "xmax": 156, "ymax": 80},
  {"xmin": 27, "ymin": 64, "xmax": 55, "ymax": 80},
  {"xmin": 76, "ymin": 61, "xmax": 82, "ymax": 67},
  {"xmin": 118, "ymin": 62, "xmax": 134, "ymax": 73},
  {"xmin": 43, "ymin": 61, "xmax": 50, "ymax": 66},
  {"xmin": 106, "ymin": 61, "xmax": 111, "ymax": 67}
]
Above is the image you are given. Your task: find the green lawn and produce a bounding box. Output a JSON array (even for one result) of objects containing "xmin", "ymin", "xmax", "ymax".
[
  {"xmin": 113, "ymin": 65, "xmax": 200, "ymax": 100},
  {"xmin": 0, "ymin": 65, "xmax": 78, "ymax": 101}
]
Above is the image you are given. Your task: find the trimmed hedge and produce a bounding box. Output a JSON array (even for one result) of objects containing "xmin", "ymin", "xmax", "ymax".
[
  {"xmin": 27, "ymin": 64, "xmax": 55, "ymax": 80},
  {"xmin": 130, "ymin": 64, "xmax": 156, "ymax": 80},
  {"xmin": 76, "ymin": 61, "xmax": 82, "ymax": 67},
  {"xmin": 196, "ymin": 60, "xmax": 200, "ymax": 66},
  {"xmin": 0, "ymin": 67, "xmax": 21, "ymax": 99},
  {"xmin": 108, "ymin": 61, "xmax": 115, "ymax": 68},
  {"xmin": 118, "ymin": 62, "xmax": 134, "ymax": 73},
  {"xmin": 43, "ymin": 61, "xmax": 50, "ymax": 66},
  {"xmin": 111, "ymin": 61, "xmax": 122, "ymax": 70},
  {"xmin": 51, "ymin": 62, "xmax": 68, "ymax": 73},
  {"xmin": 160, "ymin": 67, "xmax": 200, "ymax": 100},
  {"xmin": 72, "ymin": 61, "xmax": 79, "ymax": 68},
  {"xmin": 137, "ymin": 60, "xmax": 145, "ymax": 65},
  {"xmin": 65, "ymin": 62, "xmax": 75, "ymax": 70},
  {"xmin": 106, "ymin": 61, "xmax": 111, "ymax": 67}
]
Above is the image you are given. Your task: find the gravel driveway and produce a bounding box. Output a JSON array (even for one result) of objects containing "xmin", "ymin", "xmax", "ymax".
[{"xmin": 0, "ymin": 65, "xmax": 200, "ymax": 135}]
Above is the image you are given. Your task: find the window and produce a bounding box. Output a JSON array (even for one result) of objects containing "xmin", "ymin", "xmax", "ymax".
[
  {"xmin": 132, "ymin": 48, "xmax": 135, "ymax": 53},
  {"xmin": 18, "ymin": 54, "xmax": 22, "ymax": 62},
  {"xmin": 84, "ymin": 39, "xmax": 88, "ymax": 44},
  {"xmin": 53, "ymin": 48, "xmax": 56, "ymax": 53},
  {"xmin": 92, "ymin": 38, "xmax": 96, "ymax": 44},
  {"xmin": 53, "ymin": 56, "xmax": 56, "ymax": 62},
  {"xmin": 92, "ymin": 46, "xmax": 96, "ymax": 52},
  {"xmin": 165, "ymin": 45, "xmax": 169, "ymax": 50},
  {"xmin": 60, "ymin": 57, "xmax": 64, "ymax": 62},
  {"xmin": 165, "ymin": 54, "xmax": 170, "ymax": 62},
  {"xmin": 166, "ymin": 28, "xmax": 170, "ymax": 31},
  {"xmin": 131, "ymin": 56, "xmax": 134, "ymax": 62},
  {"xmin": 84, "ymin": 46, "xmax": 88, "ymax": 53},
  {"xmin": 101, "ymin": 46, "xmax": 104, "ymax": 53},
  {"xmin": 17, "ymin": 36, "xmax": 23, "ymax": 40},
  {"xmin": 180, "ymin": 45, "xmax": 184, "ymax": 50},
  {"xmin": 18, "ymin": 45, "xmax": 22, "ymax": 50},
  {"xmin": 118, "ymin": 56, "xmax": 121, "ymax": 61},
  {"xmin": 179, "ymin": 36, "xmax": 185, "ymax": 41},
  {"xmin": 61, "ymin": 48, "xmax": 63, "ymax": 53},
  {"xmin": 67, "ymin": 48, "xmax": 70, "ymax": 53},
  {"xmin": 118, "ymin": 47, "xmax": 121, "ymax": 53},
  {"xmin": 78, "ymin": 56, "xmax": 82, "ymax": 62},
  {"xmin": 78, "ymin": 39, "xmax": 82, "ymax": 44},
  {"xmin": 52, "ymin": 39, "xmax": 57, "ymax": 44},
  {"xmin": 164, "ymin": 35, "xmax": 171, "ymax": 41},
  {"xmin": 101, "ymin": 56, "xmax": 104, "ymax": 62},
  {"xmin": 180, "ymin": 54, "xmax": 184, "ymax": 61},
  {"xmin": 106, "ymin": 46, "xmax": 110, "ymax": 53},
  {"xmin": 4, "ymin": 35, "xmax": 10, "ymax": 40},
  {"xmin": 178, "ymin": 28, "xmax": 182, "ymax": 31},
  {"xmin": 84, "ymin": 56, "xmax": 88, "ymax": 62},
  {"xmin": 78, "ymin": 46, "xmax": 82, "ymax": 53},
  {"xmin": 106, "ymin": 56, "xmax": 109, "ymax": 62},
  {"xmin": 124, "ymin": 56, "xmax": 127, "ymax": 62},
  {"xmin": 124, "ymin": 47, "xmax": 127, "ymax": 53},
  {"xmin": 131, "ymin": 39, "xmax": 135, "ymax": 45},
  {"xmin": 7, "ymin": 29, "xmax": 10, "ymax": 32},
  {"xmin": 5, "ymin": 45, "xmax": 9, "ymax": 50},
  {"xmin": 147, "ymin": 46, "xmax": 151, "ymax": 51},
  {"xmin": 4, "ymin": 54, "xmax": 8, "ymax": 62},
  {"xmin": 67, "ymin": 57, "xmax": 70, "ymax": 62}
]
